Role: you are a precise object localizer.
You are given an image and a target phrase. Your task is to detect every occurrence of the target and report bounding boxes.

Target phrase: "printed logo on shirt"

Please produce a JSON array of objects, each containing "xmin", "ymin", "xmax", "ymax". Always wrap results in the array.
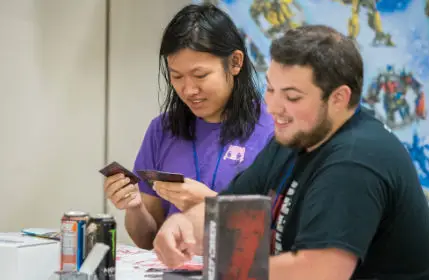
[
  {"xmin": 223, "ymin": 145, "xmax": 246, "ymax": 163},
  {"xmin": 273, "ymin": 180, "xmax": 299, "ymax": 255}
]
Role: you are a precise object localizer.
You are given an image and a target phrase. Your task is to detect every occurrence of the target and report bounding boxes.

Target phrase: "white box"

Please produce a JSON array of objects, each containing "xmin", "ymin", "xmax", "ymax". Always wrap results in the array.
[{"xmin": 0, "ymin": 232, "xmax": 60, "ymax": 280}]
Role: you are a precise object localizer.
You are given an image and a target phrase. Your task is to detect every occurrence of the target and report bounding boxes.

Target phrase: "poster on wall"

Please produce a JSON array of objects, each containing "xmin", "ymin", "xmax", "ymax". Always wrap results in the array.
[{"xmin": 194, "ymin": 0, "xmax": 429, "ymax": 200}]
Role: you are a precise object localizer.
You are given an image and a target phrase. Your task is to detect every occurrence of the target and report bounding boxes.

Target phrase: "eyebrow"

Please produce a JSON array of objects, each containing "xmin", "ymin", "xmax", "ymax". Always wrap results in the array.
[
  {"xmin": 169, "ymin": 67, "xmax": 207, "ymax": 74},
  {"xmin": 266, "ymin": 75, "xmax": 306, "ymax": 94}
]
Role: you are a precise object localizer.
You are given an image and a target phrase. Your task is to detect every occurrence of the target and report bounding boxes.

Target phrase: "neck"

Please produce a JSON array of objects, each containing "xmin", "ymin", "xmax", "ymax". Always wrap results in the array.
[
  {"xmin": 306, "ymin": 109, "xmax": 355, "ymax": 152},
  {"xmin": 202, "ymin": 112, "xmax": 222, "ymax": 123}
]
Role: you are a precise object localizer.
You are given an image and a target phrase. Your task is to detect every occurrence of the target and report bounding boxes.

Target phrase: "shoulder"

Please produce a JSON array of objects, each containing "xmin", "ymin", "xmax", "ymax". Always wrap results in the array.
[
  {"xmin": 136, "ymin": 113, "xmax": 176, "ymax": 154},
  {"xmin": 147, "ymin": 114, "xmax": 165, "ymax": 133},
  {"xmin": 310, "ymin": 110, "xmax": 417, "ymax": 190},
  {"xmin": 322, "ymin": 110, "xmax": 409, "ymax": 165},
  {"xmin": 144, "ymin": 113, "xmax": 173, "ymax": 140},
  {"xmin": 134, "ymin": 113, "xmax": 183, "ymax": 169}
]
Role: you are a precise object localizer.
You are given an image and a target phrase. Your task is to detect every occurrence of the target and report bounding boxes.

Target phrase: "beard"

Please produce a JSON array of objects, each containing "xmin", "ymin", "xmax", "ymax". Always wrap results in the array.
[{"xmin": 276, "ymin": 103, "xmax": 333, "ymax": 150}]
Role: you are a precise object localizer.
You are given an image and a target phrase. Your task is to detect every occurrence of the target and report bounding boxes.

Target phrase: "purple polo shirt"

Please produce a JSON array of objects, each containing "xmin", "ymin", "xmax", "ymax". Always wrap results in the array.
[{"xmin": 133, "ymin": 104, "xmax": 274, "ymax": 217}]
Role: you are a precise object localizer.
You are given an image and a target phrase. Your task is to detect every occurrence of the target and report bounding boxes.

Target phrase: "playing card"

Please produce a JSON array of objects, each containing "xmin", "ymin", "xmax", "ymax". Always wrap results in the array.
[
  {"xmin": 99, "ymin": 161, "xmax": 140, "ymax": 184},
  {"xmin": 136, "ymin": 170, "xmax": 185, "ymax": 184}
]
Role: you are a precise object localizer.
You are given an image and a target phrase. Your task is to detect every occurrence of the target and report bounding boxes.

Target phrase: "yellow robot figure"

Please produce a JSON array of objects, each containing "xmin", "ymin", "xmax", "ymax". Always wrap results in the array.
[
  {"xmin": 250, "ymin": 0, "xmax": 306, "ymax": 39},
  {"xmin": 339, "ymin": 0, "xmax": 394, "ymax": 47}
]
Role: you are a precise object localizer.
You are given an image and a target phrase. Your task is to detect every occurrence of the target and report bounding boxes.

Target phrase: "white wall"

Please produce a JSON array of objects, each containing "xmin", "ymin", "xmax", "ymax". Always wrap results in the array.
[
  {"xmin": 108, "ymin": 0, "xmax": 191, "ymax": 244},
  {"xmin": 0, "ymin": 0, "xmax": 106, "ymax": 231},
  {"xmin": 0, "ymin": 0, "xmax": 190, "ymax": 245}
]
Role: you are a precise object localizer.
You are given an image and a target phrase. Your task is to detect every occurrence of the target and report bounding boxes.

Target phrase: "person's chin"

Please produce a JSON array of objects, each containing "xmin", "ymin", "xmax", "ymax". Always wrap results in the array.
[
  {"xmin": 188, "ymin": 107, "xmax": 205, "ymax": 118},
  {"xmin": 274, "ymin": 134, "xmax": 292, "ymax": 146},
  {"xmin": 192, "ymin": 111, "xmax": 219, "ymax": 123},
  {"xmin": 192, "ymin": 110, "xmax": 208, "ymax": 119}
]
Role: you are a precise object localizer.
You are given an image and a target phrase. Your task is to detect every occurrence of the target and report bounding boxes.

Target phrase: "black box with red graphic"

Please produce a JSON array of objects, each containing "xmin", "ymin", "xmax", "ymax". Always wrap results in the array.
[{"xmin": 202, "ymin": 195, "xmax": 271, "ymax": 280}]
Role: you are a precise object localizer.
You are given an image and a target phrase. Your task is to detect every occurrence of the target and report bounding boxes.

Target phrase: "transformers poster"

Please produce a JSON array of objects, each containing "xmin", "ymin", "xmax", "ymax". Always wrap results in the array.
[{"xmin": 194, "ymin": 0, "xmax": 429, "ymax": 199}]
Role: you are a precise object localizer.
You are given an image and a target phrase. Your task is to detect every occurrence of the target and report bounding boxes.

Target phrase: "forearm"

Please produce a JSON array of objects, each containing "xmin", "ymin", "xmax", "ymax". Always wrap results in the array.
[
  {"xmin": 270, "ymin": 252, "xmax": 328, "ymax": 280},
  {"xmin": 270, "ymin": 253, "xmax": 301, "ymax": 280},
  {"xmin": 182, "ymin": 202, "xmax": 205, "ymax": 255},
  {"xmin": 125, "ymin": 204, "xmax": 158, "ymax": 250},
  {"xmin": 269, "ymin": 250, "xmax": 356, "ymax": 280}
]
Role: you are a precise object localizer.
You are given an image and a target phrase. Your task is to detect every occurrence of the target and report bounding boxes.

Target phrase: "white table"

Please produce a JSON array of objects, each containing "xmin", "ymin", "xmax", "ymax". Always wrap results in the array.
[{"xmin": 0, "ymin": 233, "xmax": 202, "ymax": 280}]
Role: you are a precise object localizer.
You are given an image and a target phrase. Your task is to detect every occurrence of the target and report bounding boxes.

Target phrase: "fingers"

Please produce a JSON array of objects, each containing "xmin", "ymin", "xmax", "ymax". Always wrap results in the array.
[
  {"xmin": 153, "ymin": 232, "xmax": 190, "ymax": 268},
  {"xmin": 153, "ymin": 182, "xmax": 178, "ymax": 200},
  {"xmin": 154, "ymin": 185, "xmax": 171, "ymax": 201},
  {"xmin": 179, "ymin": 222, "xmax": 196, "ymax": 251},
  {"xmin": 155, "ymin": 188, "xmax": 168, "ymax": 201},
  {"xmin": 183, "ymin": 177, "xmax": 197, "ymax": 184},
  {"xmin": 103, "ymin": 173, "xmax": 124, "ymax": 190},
  {"xmin": 105, "ymin": 176, "xmax": 131, "ymax": 198},
  {"xmin": 153, "ymin": 181, "xmax": 182, "ymax": 193},
  {"xmin": 153, "ymin": 248, "xmax": 167, "ymax": 267},
  {"xmin": 178, "ymin": 242, "xmax": 195, "ymax": 260},
  {"xmin": 154, "ymin": 188, "xmax": 186, "ymax": 210},
  {"xmin": 110, "ymin": 183, "xmax": 138, "ymax": 204},
  {"xmin": 116, "ymin": 192, "xmax": 138, "ymax": 210},
  {"xmin": 153, "ymin": 215, "xmax": 195, "ymax": 268}
]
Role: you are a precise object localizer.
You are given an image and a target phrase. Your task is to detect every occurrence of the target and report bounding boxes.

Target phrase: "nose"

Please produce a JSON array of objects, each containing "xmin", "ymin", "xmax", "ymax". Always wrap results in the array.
[
  {"xmin": 182, "ymin": 77, "xmax": 199, "ymax": 96},
  {"xmin": 265, "ymin": 91, "xmax": 285, "ymax": 116}
]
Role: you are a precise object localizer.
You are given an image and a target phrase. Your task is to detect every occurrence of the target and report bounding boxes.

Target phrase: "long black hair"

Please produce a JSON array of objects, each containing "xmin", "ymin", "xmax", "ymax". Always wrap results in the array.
[{"xmin": 158, "ymin": 4, "xmax": 262, "ymax": 145}]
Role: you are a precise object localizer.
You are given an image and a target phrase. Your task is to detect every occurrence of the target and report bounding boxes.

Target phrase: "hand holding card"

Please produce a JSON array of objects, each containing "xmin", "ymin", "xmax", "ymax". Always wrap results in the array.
[
  {"xmin": 99, "ymin": 161, "xmax": 140, "ymax": 184},
  {"xmin": 149, "ymin": 177, "xmax": 217, "ymax": 212},
  {"xmin": 100, "ymin": 161, "xmax": 142, "ymax": 210}
]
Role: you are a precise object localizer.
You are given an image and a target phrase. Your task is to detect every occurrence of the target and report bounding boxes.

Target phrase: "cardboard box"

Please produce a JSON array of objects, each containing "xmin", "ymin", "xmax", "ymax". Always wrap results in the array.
[
  {"xmin": 0, "ymin": 232, "xmax": 60, "ymax": 280},
  {"xmin": 203, "ymin": 195, "xmax": 271, "ymax": 280}
]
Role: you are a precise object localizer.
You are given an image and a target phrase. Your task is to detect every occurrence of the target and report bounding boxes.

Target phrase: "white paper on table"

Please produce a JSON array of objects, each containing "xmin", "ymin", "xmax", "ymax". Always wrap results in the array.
[{"xmin": 116, "ymin": 244, "xmax": 203, "ymax": 279}]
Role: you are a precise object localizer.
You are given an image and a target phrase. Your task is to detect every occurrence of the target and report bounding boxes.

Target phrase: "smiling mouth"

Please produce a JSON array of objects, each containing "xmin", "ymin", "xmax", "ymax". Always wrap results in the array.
[
  {"xmin": 274, "ymin": 118, "xmax": 292, "ymax": 126},
  {"xmin": 188, "ymin": 98, "xmax": 207, "ymax": 106}
]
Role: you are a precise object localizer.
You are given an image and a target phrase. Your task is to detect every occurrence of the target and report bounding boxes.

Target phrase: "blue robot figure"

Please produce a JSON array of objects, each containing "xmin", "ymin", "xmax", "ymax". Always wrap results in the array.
[{"xmin": 403, "ymin": 132, "xmax": 429, "ymax": 185}]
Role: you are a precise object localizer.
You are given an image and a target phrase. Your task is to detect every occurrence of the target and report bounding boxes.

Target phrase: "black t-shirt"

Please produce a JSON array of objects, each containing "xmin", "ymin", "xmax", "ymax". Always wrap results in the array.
[{"xmin": 220, "ymin": 109, "xmax": 429, "ymax": 279}]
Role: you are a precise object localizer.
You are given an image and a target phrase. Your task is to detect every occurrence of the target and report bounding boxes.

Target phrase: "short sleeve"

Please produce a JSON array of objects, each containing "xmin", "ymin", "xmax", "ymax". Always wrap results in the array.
[
  {"xmin": 293, "ymin": 163, "xmax": 388, "ymax": 261},
  {"xmin": 133, "ymin": 118, "xmax": 162, "ymax": 197}
]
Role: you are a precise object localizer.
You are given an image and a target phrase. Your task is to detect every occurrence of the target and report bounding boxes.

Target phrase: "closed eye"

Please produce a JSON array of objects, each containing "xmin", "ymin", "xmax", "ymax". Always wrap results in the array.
[
  {"xmin": 195, "ymin": 73, "xmax": 208, "ymax": 79},
  {"xmin": 287, "ymin": 96, "xmax": 302, "ymax": 102}
]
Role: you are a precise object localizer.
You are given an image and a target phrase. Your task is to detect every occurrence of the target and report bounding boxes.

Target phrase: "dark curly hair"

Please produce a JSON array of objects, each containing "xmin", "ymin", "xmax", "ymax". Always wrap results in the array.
[{"xmin": 270, "ymin": 25, "xmax": 363, "ymax": 108}]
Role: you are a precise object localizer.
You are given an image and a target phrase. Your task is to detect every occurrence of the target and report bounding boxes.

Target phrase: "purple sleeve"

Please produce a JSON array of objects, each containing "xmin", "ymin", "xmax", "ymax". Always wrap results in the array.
[
  {"xmin": 133, "ymin": 118, "xmax": 161, "ymax": 197},
  {"xmin": 265, "ymin": 131, "xmax": 275, "ymax": 146}
]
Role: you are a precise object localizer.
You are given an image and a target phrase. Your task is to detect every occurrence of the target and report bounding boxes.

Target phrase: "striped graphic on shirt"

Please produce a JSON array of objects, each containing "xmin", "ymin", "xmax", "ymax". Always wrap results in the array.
[
  {"xmin": 272, "ymin": 180, "xmax": 300, "ymax": 255},
  {"xmin": 270, "ymin": 192, "xmax": 284, "ymax": 254}
]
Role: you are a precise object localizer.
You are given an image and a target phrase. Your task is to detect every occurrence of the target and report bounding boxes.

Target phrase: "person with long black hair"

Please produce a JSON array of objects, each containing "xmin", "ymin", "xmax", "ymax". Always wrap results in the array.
[{"xmin": 104, "ymin": 3, "xmax": 274, "ymax": 249}]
